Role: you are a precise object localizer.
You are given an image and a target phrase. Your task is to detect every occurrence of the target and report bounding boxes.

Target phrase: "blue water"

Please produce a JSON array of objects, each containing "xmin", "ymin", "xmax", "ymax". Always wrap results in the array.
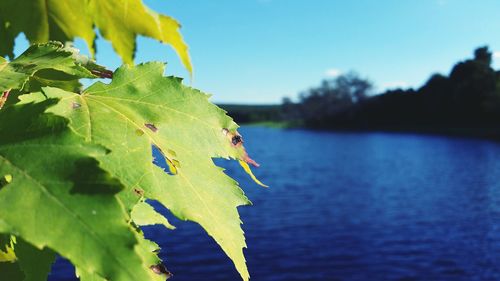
[{"xmin": 50, "ymin": 127, "xmax": 500, "ymax": 280}]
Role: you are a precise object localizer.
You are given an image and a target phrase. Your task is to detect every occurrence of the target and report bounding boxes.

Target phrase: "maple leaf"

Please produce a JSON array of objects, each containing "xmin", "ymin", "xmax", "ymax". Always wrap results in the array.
[
  {"xmin": 0, "ymin": 99, "xmax": 162, "ymax": 281},
  {"xmin": 0, "ymin": 0, "xmax": 192, "ymax": 74},
  {"xmin": 23, "ymin": 62, "xmax": 264, "ymax": 280},
  {"xmin": 0, "ymin": 42, "xmax": 106, "ymax": 94},
  {"xmin": 0, "ymin": 235, "xmax": 56, "ymax": 281}
]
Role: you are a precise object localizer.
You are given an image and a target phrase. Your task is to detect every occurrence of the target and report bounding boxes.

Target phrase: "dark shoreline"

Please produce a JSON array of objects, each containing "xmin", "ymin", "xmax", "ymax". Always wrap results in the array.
[{"xmin": 241, "ymin": 122, "xmax": 500, "ymax": 142}]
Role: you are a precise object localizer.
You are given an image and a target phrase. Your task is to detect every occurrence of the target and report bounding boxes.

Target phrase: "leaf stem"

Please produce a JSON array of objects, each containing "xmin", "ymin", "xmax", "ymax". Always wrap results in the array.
[
  {"xmin": 90, "ymin": 69, "xmax": 114, "ymax": 79},
  {"xmin": 0, "ymin": 89, "xmax": 11, "ymax": 110}
]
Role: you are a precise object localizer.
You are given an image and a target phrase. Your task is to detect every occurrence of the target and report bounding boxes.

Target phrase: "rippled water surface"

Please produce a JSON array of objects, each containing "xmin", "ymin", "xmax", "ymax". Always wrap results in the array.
[{"xmin": 50, "ymin": 127, "xmax": 500, "ymax": 280}]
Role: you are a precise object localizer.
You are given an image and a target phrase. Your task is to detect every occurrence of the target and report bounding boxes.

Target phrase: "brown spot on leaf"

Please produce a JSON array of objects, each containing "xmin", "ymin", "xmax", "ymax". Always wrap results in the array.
[
  {"xmin": 223, "ymin": 129, "xmax": 244, "ymax": 147},
  {"xmin": 231, "ymin": 135, "xmax": 242, "ymax": 145},
  {"xmin": 133, "ymin": 188, "xmax": 144, "ymax": 196},
  {"xmin": 150, "ymin": 264, "xmax": 173, "ymax": 279},
  {"xmin": 72, "ymin": 102, "xmax": 81, "ymax": 109},
  {"xmin": 223, "ymin": 128, "xmax": 260, "ymax": 167},
  {"xmin": 145, "ymin": 123, "xmax": 158, "ymax": 132},
  {"xmin": 90, "ymin": 69, "xmax": 114, "ymax": 79}
]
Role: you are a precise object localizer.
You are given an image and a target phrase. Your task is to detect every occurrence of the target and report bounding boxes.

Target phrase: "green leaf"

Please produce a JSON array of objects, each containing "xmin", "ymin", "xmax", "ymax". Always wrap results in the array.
[
  {"xmin": 13, "ymin": 238, "xmax": 56, "ymax": 281},
  {"xmin": 0, "ymin": 235, "xmax": 54, "ymax": 281},
  {"xmin": 0, "ymin": 20, "xmax": 16, "ymax": 59},
  {"xmin": 88, "ymin": 0, "xmax": 192, "ymax": 73},
  {"xmin": 0, "ymin": 42, "xmax": 101, "ymax": 93},
  {"xmin": 0, "ymin": 0, "xmax": 192, "ymax": 74},
  {"xmin": 0, "ymin": 0, "xmax": 49, "ymax": 57},
  {"xmin": 0, "ymin": 234, "xmax": 16, "ymax": 262},
  {"xmin": 76, "ymin": 227, "xmax": 168, "ymax": 281},
  {"xmin": 0, "ymin": 100, "xmax": 159, "ymax": 281},
  {"xmin": 29, "ymin": 63, "xmax": 259, "ymax": 280},
  {"xmin": 0, "ymin": 0, "xmax": 94, "ymax": 58},
  {"xmin": 0, "ymin": 261, "xmax": 24, "ymax": 281}
]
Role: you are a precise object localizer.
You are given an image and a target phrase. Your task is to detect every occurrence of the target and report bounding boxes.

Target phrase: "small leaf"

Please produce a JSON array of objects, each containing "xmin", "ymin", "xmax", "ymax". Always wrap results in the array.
[
  {"xmin": 131, "ymin": 201, "xmax": 175, "ymax": 230},
  {"xmin": 239, "ymin": 160, "xmax": 268, "ymax": 188},
  {"xmin": 0, "ymin": 235, "xmax": 16, "ymax": 262},
  {"xmin": 0, "ymin": 42, "xmax": 105, "ymax": 93}
]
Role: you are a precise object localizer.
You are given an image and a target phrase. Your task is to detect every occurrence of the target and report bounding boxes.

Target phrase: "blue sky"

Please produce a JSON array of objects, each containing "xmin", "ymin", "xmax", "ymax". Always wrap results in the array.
[{"xmin": 14, "ymin": 0, "xmax": 500, "ymax": 104}]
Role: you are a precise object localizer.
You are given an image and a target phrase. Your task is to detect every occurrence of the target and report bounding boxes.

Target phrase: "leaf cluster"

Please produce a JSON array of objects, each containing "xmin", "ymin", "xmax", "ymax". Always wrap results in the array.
[
  {"xmin": 0, "ymin": 0, "xmax": 192, "ymax": 74},
  {"xmin": 0, "ymin": 2, "xmax": 264, "ymax": 281}
]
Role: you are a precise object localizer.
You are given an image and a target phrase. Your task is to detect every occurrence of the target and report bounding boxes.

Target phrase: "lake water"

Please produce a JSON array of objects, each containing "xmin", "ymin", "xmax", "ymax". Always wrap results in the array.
[{"xmin": 50, "ymin": 127, "xmax": 500, "ymax": 281}]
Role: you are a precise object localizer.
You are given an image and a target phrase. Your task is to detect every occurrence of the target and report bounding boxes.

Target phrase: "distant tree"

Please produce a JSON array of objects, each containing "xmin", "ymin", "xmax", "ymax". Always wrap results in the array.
[
  {"xmin": 449, "ymin": 46, "xmax": 497, "ymax": 123},
  {"xmin": 418, "ymin": 73, "xmax": 453, "ymax": 124},
  {"xmin": 281, "ymin": 97, "xmax": 299, "ymax": 121},
  {"xmin": 284, "ymin": 46, "xmax": 500, "ymax": 133},
  {"xmin": 335, "ymin": 72, "xmax": 373, "ymax": 102},
  {"xmin": 420, "ymin": 73, "xmax": 450, "ymax": 96},
  {"xmin": 292, "ymin": 72, "xmax": 373, "ymax": 127},
  {"xmin": 474, "ymin": 46, "xmax": 492, "ymax": 65}
]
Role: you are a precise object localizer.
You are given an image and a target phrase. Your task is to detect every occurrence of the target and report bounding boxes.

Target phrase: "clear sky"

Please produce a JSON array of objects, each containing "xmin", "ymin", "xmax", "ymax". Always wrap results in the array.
[{"xmin": 14, "ymin": 0, "xmax": 500, "ymax": 104}]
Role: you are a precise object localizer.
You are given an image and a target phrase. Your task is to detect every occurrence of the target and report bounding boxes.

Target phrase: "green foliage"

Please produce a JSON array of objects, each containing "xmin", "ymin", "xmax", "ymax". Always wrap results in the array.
[
  {"xmin": 0, "ymin": 261, "xmax": 24, "ymax": 281},
  {"xmin": 0, "ymin": 100, "xmax": 161, "ymax": 281},
  {"xmin": 22, "ymin": 62, "xmax": 253, "ymax": 280},
  {"xmin": 9, "ymin": 237, "xmax": 56, "ymax": 281},
  {"xmin": 285, "ymin": 72, "xmax": 373, "ymax": 128},
  {"xmin": 0, "ymin": 30, "xmax": 261, "ymax": 281},
  {"xmin": 220, "ymin": 104, "xmax": 284, "ymax": 124},
  {"xmin": 0, "ymin": 0, "xmax": 192, "ymax": 74},
  {"xmin": 284, "ymin": 46, "xmax": 500, "ymax": 132},
  {"xmin": 0, "ymin": 2, "xmax": 262, "ymax": 279},
  {"xmin": 0, "ymin": 42, "xmax": 102, "ymax": 93}
]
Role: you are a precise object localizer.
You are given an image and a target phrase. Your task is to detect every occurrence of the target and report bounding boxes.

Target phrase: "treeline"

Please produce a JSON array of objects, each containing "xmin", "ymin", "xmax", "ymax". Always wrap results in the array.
[
  {"xmin": 218, "ymin": 104, "xmax": 282, "ymax": 124},
  {"xmin": 281, "ymin": 46, "xmax": 500, "ymax": 137}
]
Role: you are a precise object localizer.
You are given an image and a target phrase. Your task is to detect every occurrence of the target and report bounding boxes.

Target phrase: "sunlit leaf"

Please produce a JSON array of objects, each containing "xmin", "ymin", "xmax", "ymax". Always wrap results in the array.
[
  {"xmin": 0, "ymin": 0, "xmax": 192, "ymax": 74},
  {"xmin": 0, "ymin": 235, "xmax": 16, "ymax": 262},
  {"xmin": 25, "ymin": 63, "xmax": 262, "ymax": 280},
  {"xmin": 0, "ymin": 42, "xmax": 104, "ymax": 93},
  {"xmin": 0, "ymin": 100, "xmax": 159, "ymax": 281},
  {"xmin": 131, "ymin": 201, "xmax": 175, "ymax": 230}
]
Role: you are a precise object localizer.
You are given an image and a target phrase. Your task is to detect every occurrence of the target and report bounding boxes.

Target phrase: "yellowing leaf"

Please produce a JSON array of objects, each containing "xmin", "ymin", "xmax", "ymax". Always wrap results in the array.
[
  {"xmin": 0, "ymin": 0, "xmax": 192, "ymax": 74},
  {"xmin": 239, "ymin": 160, "xmax": 269, "ymax": 188},
  {"xmin": 0, "ymin": 236, "xmax": 16, "ymax": 262},
  {"xmin": 0, "ymin": 246, "xmax": 15, "ymax": 262},
  {"xmin": 88, "ymin": 0, "xmax": 192, "ymax": 74}
]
